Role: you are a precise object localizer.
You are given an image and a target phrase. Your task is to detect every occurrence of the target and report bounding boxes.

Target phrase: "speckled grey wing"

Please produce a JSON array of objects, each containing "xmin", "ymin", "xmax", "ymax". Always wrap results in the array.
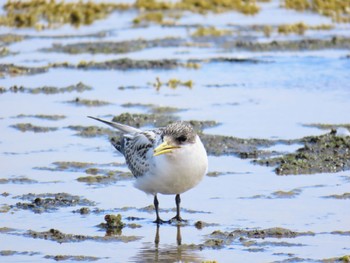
[{"xmin": 111, "ymin": 130, "xmax": 162, "ymax": 178}]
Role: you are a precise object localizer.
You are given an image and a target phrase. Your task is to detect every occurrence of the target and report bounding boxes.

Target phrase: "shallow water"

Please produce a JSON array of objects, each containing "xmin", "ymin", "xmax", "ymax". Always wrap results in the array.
[{"xmin": 1, "ymin": 1, "xmax": 350, "ymax": 262}]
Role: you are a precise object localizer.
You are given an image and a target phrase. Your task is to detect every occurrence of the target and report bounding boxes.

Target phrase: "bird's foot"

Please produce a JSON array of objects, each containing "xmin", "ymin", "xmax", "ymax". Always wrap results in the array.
[
  {"xmin": 170, "ymin": 215, "xmax": 187, "ymax": 223},
  {"xmin": 153, "ymin": 217, "xmax": 170, "ymax": 225}
]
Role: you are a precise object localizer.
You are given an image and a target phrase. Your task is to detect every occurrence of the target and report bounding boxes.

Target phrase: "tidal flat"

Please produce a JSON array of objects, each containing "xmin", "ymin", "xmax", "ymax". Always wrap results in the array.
[{"xmin": 0, "ymin": 0, "xmax": 350, "ymax": 262}]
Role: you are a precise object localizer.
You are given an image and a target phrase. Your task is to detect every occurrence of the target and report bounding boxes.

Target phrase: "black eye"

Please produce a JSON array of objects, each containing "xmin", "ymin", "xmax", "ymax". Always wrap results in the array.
[{"xmin": 176, "ymin": 135, "xmax": 187, "ymax": 143}]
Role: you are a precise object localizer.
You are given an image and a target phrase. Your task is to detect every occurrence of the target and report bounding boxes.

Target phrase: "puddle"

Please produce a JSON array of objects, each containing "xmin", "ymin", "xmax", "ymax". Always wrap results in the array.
[{"xmin": 1, "ymin": 0, "xmax": 350, "ymax": 262}]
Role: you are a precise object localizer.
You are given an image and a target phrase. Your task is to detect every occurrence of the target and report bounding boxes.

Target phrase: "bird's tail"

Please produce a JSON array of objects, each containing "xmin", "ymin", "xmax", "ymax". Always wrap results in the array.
[{"xmin": 88, "ymin": 116, "xmax": 141, "ymax": 134}]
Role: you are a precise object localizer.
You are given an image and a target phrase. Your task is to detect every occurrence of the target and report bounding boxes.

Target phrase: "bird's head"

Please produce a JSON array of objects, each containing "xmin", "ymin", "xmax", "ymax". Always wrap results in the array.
[{"xmin": 153, "ymin": 122, "xmax": 196, "ymax": 156}]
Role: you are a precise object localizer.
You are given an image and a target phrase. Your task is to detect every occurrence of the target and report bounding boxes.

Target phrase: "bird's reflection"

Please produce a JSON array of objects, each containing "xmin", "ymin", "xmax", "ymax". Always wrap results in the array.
[
  {"xmin": 154, "ymin": 224, "xmax": 182, "ymax": 245},
  {"xmin": 132, "ymin": 224, "xmax": 203, "ymax": 263}
]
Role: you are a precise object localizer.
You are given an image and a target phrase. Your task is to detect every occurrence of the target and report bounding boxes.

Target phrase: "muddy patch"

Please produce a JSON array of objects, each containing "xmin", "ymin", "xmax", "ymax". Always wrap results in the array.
[
  {"xmin": 10, "ymin": 123, "xmax": 58, "ymax": 133},
  {"xmin": 97, "ymin": 214, "xmax": 126, "ymax": 235},
  {"xmin": 90, "ymin": 112, "xmax": 217, "ymax": 132},
  {"xmin": 14, "ymin": 114, "xmax": 66, "ymax": 121},
  {"xmin": 0, "ymin": 1, "xmax": 130, "ymax": 29},
  {"xmin": 13, "ymin": 193, "xmax": 95, "ymax": 213},
  {"xmin": 67, "ymin": 97, "xmax": 111, "ymax": 107},
  {"xmin": 324, "ymin": 193, "xmax": 350, "ymax": 199},
  {"xmin": 0, "ymin": 250, "xmax": 40, "ymax": 256},
  {"xmin": 0, "ymin": 176, "xmax": 37, "ymax": 184},
  {"xmin": 3, "ymin": 82, "xmax": 92, "ymax": 94},
  {"xmin": 254, "ymin": 130, "xmax": 350, "ymax": 175},
  {"xmin": 44, "ymin": 38, "xmax": 184, "ymax": 54},
  {"xmin": 44, "ymin": 255, "xmax": 102, "ymax": 261},
  {"xmin": 36, "ymin": 161, "xmax": 96, "ymax": 172},
  {"xmin": 241, "ymin": 188, "xmax": 302, "ymax": 199},
  {"xmin": 0, "ymin": 64, "xmax": 47, "ymax": 77},
  {"xmin": 222, "ymin": 37, "xmax": 350, "ymax": 51},
  {"xmin": 55, "ymin": 58, "xmax": 181, "ymax": 70},
  {"xmin": 200, "ymin": 227, "xmax": 314, "ymax": 249},
  {"xmin": 66, "ymin": 125, "xmax": 115, "ymax": 138},
  {"xmin": 24, "ymin": 228, "xmax": 140, "ymax": 243},
  {"xmin": 201, "ymin": 133, "xmax": 275, "ymax": 157},
  {"xmin": 77, "ymin": 169, "xmax": 132, "ymax": 185}
]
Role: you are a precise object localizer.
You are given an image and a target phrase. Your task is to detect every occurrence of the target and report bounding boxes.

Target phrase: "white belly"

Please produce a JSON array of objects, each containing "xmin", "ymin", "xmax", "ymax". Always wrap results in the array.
[{"xmin": 134, "ymin": 136, "xmax": 208, "ymax": 195}]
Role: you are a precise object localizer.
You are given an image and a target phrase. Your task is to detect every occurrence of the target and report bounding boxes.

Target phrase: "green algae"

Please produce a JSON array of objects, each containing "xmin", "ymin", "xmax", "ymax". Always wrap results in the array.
[
  {"xmin": 44, "ymin": 38, "xmax": 184, "ymax": 54},
  {"xmin": 201, "ymin": 133, "xmax": 274, "ymax": 157},
  {"xmin": 0, "ymin": 63, "xmax": 47, "ymax": 77},
  {"xmin": 78, "ymin": 58, "xmax": 180, "ymax": 70},
  {"xmin": 50, "ymin": 161, "xmax": 94, "ymax": 171},
  {"xmin": 27, "ymin": 82, "xmax": 92, "ymax": 94},
  {"xmin": 0, "ymin": 34, "xmax": 25, "ymax": 44},
  {"xmin": 14, "ymin": 193, "xmax": 95, "ymax": 213},
  {"xmin": 112, "ymin": 112, "xmax": 178, "ymax": 129},
  {"xmin": 0, "ymin": 250, "xmax": 40, "ymax": 256},
  {"xmin": 15, "ymin": 114, "xmax": 66, "ymax": 120},
  {"xmin": 10, "ymin": 123, "xmax": 58, "ymax": 133},
  {"xmin": 229, "ymin": 227, "xmax": 314, "ymax": 238},
  {"xmin": 51, "ymin": 58, "xmax": 181, "ymax": 70},
  {"xmin": 255, "ymin": 130, "xmax": 350, "ymax": 175},
  {"xmin": 134, "ymin": 0, "xmax": 260, "ymax": 15},
  {"xmin": 0, "ymin": 0, "xmax": 348, "ymax": 33},
  {"xmin": 111, "ymin": 112, "xmax": 217, "ymax": 132},
  {"xmin": 121, "ymin": 103, "xmax": 182, "ymax": 115},
  {"xmin": 67, "ymin": 97, "xmax": 111, "ymax": 107},
  {"xmin": 25, "ymin": 228, "xmax": 140, "ymax": 243},
  {"xmin": 0, "ymin": 205, "xmax": 11, "ymax": 213},
  {"xmin": 133, "ymin": 12, "xmax": 165, "ymax": 25},
  {"xmin": 0, "ymin": 227, "xmax": 15, "ymax": 233},
  {"xmin": 0, "ymin": 176, "xmax": 37, "ymax": 184},
  {"xmin": 153, "ymin": 77, "xmax": 193, "ymax": 90},
  {"xmin": 98, "ymin": 214, "xmax": 125, "ymax": 235},
  {"xmin": 44, "ymin": 255, "xmax": 101, "ymax": 261},
  {"xmin": 277, "ymin": 22, "xmax": 333, "ymax": 35},
  {"xmin": 0, "ymin": 47, "xmax": 11, "ymax": 57},
  {"xmin": 331, "ymin": 231, "xmax": 350, "ymax": 236},
  {"xmin": 283, "ymin": 0, "xmax": 350, "ymax": 23},
  {"xmin": 304, "ymin": 123, "xmax": 350, "ymax": 131},
  {"xmin": 324, "ymin": 193, "xmax": 350, "ymax": 199},
  {"xmin": 77, "ymin": 170, "xmax": 132, "ymax": 184},
  {"xmin": 0, "ymin": 0, "xmax": 130, "ymax": 29},
  {"xmin": 175, "ymin": 0, "xmax": 260, "ymax": 15},
  {"xmin": 67, "ymin": 125, "xmax": 115, "ymax": 138},
  {"xmin": 222, "ymin": 37, "xmax": 350, "ymax": 51},
  {"xmin": 323, "ymin": 255, "xmax": 350, "ymax": 263},
  {"xmin": 243, "ymin": 188, "xmax": 303, "ymax": 199},
  {"xmin": 194, "ymin": 220, "xmax": 218, "ymax": 229},
  {"xmin": 202, "ymin": 227, "xmax": 315, "ymax": 249},
  {"xmin": 272, "ymin": 189, "xmax": 302, "ymax": 198},
  {"xmin": 191, "ymin": 26, "xmax": 232, "ymax": 37}
]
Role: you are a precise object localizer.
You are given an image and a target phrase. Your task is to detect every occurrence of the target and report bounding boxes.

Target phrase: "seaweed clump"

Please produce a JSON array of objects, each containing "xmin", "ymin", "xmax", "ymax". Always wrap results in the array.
[
  {"xmin": 10, "ymin": 123, "xmax": 58, "ymax": 133},
  {"xmin": 283, "ymin": 0, "xmax": 350, "ymax": 23},
  {"xmin": 277, "ymin": 22, "xmax": 333, "ymax": 35},
  {"xmin": 98, "ymin": 214, "xmax": 125, "ymax": 235},
  {"xmin": 255, "ymin": 130, "xmax": 350, "ymax": 175},
  {"xmin": 6, "ymin": 82, "xmax": 92, "ymax": 94},
  {"xmin": 0, "ymin": 0, "xmax": 130, "ymax": 29},
  {"xmin": 14, "ymin": 193, "xmax": 95, "ymax": 213},
  {"xmin": 26, "ymin": 227, "xmax": 140, "ymax": 243},
  {"xmin": 191, "ymin": 26, "xmax": 232, "ymax": 37},
  {"xmin": 201, "ymin": 227, "xmax": 314, "ymax": 249}
]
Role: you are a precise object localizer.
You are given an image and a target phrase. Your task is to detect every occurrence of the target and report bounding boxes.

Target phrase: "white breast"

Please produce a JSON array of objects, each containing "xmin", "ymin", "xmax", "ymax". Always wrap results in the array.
[{"xmin": 134, "ymin": 135, "xmax": 208, "ymax": 195}]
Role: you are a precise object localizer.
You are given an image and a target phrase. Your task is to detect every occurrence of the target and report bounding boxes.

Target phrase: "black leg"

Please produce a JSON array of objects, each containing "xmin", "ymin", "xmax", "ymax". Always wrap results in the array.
[
  {"xmin": 153, "ymin": 194, "xmax": 167, "ymax": 224},
  {"xmin": 175, "ymin": 194, "xmax": 181, "ymax": 220},
  {"xmin": 171, "ymin": 194, "xmax": 186, "ymax": 222}
]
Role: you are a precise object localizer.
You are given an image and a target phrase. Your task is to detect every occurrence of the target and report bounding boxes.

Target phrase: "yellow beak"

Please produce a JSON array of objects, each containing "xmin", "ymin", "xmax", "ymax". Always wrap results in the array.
[{"xmin": 153, "ymin": 141, "xmax": 180, "ymax": 156}]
